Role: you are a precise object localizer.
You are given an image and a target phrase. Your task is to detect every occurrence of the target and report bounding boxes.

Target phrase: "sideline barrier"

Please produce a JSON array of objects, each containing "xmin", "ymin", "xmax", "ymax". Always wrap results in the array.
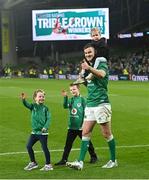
[
  {"xmin": 39, "ymin": 74, "xmax": 149, "ymax": 81},
  {"xmin": 38, "ymin": 74, "xmax": 149, "ymax": 82},
  {"xmin": 38, "ymin": 74, "xmax": 78, "ymax": 80},
  {"xmin": 109, "ymin": 75, "xmax": 149, "ymax": 81}
]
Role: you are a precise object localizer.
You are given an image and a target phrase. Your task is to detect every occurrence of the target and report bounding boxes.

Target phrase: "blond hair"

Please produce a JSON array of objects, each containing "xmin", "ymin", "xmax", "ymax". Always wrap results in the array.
[
  {"xmin": 33, "ymin": 89, "xmax": 45, "ymax": 100},
  {"xmin": 91, "ymin": 27, "xmax": 101, "ymax": 35}
]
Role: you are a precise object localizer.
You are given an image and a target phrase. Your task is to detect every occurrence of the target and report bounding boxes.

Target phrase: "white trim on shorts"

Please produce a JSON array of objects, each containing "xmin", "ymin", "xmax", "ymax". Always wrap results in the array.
[{"xmin": 84, "ymin": 103, "xmax": 112, "ymax": 124}]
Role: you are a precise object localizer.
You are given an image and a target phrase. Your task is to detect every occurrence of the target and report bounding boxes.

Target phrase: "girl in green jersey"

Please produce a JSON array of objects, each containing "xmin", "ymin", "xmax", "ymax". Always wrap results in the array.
[{"xmin": 21, "ymin": 89, "xmax": 53, "ymax": 171}]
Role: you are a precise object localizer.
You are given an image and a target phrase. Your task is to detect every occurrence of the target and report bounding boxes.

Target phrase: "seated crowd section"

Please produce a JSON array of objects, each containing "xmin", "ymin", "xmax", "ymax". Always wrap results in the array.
[{"xmin": 0, "ymin": 46, "xmax": 149, "ymax": 80}]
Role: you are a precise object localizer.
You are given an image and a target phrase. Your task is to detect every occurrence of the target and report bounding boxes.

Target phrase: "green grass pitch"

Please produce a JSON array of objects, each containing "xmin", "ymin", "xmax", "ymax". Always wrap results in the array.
[{"xmin": 0, "ymin": 78, "xmax": 149, "ymax": 179}]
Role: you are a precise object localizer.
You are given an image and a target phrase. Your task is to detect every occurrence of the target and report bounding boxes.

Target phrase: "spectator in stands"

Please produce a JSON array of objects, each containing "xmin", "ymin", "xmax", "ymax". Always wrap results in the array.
[{"xmin": 43, "ymin": 68, "xmax": 48, "ymax": 75}]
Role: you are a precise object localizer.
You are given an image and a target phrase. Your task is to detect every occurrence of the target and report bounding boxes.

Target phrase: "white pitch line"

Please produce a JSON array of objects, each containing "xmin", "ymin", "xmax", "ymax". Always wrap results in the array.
[{"xmin": 0, "ymin": 144, "xmax": 149, "ymax": 156}]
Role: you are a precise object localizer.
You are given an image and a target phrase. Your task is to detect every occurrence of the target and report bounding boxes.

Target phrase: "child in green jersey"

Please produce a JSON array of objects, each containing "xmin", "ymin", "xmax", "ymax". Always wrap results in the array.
[
  {"xmin": 66, "ymin": 44, "xmax": 117, "ymax": 170},
  {"xmin": 55, "ymin": 83, "xmax": 98, "ymax": 166},
  {"xmin": 20, "ymin": 89, "xmax": 53, "ymax": 171}
]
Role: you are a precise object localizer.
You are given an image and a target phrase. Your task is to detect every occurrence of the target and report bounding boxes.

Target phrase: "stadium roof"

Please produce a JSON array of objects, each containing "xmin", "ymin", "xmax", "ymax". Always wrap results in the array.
[
  {"xmin": 0, "ymin": 0, "xmax": 148, "ymax": 57},
  {"xmin": 0, "ymin": 0, "xmax": 25, "ymax": 9},
  {"xmin": 0, "ymin": 0, "xmax": 149, "ymax": 35}
]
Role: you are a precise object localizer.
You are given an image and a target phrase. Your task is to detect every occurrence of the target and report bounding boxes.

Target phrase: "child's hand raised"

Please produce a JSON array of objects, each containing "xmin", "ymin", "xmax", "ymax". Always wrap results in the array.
[
  {"xmin": 20, "ymin": 92, "xmax": 26, "ymax": 99},
  {"xmin": 61, "ymin": 90, "xmax": 67, "ymax": 97}
]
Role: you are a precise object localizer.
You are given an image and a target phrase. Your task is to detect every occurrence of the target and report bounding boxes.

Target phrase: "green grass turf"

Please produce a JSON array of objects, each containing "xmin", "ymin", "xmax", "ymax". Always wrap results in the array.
[{"xmin": 0, "ymin": 78, "xmax": 149, "ymax": 179}]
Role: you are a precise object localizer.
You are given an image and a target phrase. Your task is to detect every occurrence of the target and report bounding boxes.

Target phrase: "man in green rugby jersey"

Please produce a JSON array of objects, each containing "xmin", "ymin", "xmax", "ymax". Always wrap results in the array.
[
  {"xmin": 66, "ymin": 43, "xmax": 117, "ymax": 170},
  {"xmin": 55, "ymin": 83, "xmax": 98, "ymax": 166}
]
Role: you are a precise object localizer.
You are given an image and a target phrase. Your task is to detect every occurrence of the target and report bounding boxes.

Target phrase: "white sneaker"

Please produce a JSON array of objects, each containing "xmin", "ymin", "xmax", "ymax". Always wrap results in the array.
[
  {"xmin": 102, "ymin": 160, "xmax": 118, "ymax": 169},
  {"xmin": 85, "ymin": 73, "xmax": 93, "ymax": 80},
  {"xmin": 66, "ymin": 160, "xmax": 83, "ymax": 170},
  {"xmin": 73, "ymin": 78, "xmax": 85, "ymax": 85},
  {"xmin": 40, "ymin": 164, "xmax": 53, "ymax": 171},
  {"xmin": 24, "ymin": 162, "xmax": 38, "ymax": 170}
]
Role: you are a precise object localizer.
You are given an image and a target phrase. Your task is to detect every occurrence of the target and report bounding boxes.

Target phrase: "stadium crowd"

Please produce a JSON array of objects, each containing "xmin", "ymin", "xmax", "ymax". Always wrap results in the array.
[
  {"xmin": 109, "ymin": 48, "xmax": 149, "ymax": 76},
  {"xmin": 0, "ymin": 47, "xmax": 149, "ymax": 78}
]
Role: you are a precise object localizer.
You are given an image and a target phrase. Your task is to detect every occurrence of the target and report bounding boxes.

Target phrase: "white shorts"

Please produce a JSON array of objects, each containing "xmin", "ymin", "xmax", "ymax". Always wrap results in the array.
[{"xmin": 84, "ymin": 104, "xmax": 112, "ymax": 124}]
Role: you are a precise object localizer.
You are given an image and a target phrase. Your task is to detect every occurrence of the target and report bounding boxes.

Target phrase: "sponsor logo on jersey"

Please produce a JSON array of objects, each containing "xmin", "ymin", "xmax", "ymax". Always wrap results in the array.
[{"xmin": 71, "ymin": 108, "xmax": 77, "ymax": 115}]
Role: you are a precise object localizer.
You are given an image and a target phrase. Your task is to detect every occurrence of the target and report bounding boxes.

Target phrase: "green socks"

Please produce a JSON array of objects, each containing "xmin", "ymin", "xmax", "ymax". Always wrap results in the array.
[
  {"xmin": 78, "ymin": 135, "xmax": 116, "ymax": 162},
  {"xmin": 108, "ymin": 137, "xmax": 116, "ymax": 161},
  {"xmin": 78, "ymin": 137, "xmax": 90, "ymax": 161}
]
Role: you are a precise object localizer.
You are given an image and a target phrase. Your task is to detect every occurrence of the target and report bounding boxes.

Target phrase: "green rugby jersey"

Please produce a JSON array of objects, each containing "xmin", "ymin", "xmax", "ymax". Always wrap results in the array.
[
  {"xmin": 63, "ymin": 95, "xmax": 86, "ymax": 130},
  {"xmin": 86, "ymin": 59, "xmax": 110, "ymax": 107},
  {"xmin": 22, "ymin": 99, "xmax": 51, "ymax": 135}
]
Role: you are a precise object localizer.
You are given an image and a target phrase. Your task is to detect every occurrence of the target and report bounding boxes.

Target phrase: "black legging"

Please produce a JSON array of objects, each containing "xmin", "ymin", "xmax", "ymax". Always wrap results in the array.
[
  {"xmin": 26, "ymin": 134, "xmax": 51, "ymax": 164},
  {"xmin": 61, "ymin": 129, "xmax": 97, "ymax": 161}
]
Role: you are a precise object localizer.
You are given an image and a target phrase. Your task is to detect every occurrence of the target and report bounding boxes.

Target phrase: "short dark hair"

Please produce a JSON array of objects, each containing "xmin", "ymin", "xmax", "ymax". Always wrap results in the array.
[
  {"xmin": 69, "ymin": 83, "xmax": 80, "ymax": 89},
  {"xmin": 83, "ymin": 43, "xmax": 95, "ymax": 50}
]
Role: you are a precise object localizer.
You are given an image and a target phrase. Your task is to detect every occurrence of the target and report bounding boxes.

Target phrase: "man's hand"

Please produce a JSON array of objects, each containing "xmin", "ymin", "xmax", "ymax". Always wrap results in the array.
[{"xmin": 81, "ymin": 61, "xmax": 90, "ymax": 70}]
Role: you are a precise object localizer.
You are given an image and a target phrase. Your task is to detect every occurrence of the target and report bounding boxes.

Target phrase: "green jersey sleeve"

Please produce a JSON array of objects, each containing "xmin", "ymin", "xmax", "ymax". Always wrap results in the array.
[
  {"xmin": 63, "ymin": 96, "xmax": 69, "ymax": 109},
  {"xmin": 22, "ymin": 99, "xmax": 33, "ymax": 110},
  {"xmin": 99, "ymin": 62, "xmax": 108, "ymax": 74}
]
